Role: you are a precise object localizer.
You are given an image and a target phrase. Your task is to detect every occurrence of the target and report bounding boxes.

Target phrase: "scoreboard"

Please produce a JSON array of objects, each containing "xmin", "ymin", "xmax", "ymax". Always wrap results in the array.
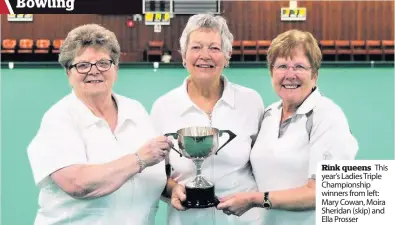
[
  {"xmin": 143, "ymin": 0, "xmax": 172, "ymax": 25},
  {"xmin": 142, "ymin": 0, "xmax": 221, "ymax": 26},
  {"xmin": 143, "ymin": 0, "xmax": 220, "ymax": 15}
]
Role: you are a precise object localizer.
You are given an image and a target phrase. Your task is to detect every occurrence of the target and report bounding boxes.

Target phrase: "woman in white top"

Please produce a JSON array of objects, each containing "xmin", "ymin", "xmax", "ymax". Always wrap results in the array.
[
  {"xmin": 217, "ymin": 30, "xmax": 359, "ymax": 225},
  {"xmin": 27, "ymin": 24, "xmax": 172, "ymax": 225},
  {"xmin": 151, "ymin": 14, "xmax": 265, "ymax": 225}
]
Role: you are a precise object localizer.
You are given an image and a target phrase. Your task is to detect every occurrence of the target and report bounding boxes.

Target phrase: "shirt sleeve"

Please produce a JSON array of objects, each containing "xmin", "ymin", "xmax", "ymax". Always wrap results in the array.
[
  {"xmin": 308, "ymin": 109, "xmax": 359, "ymax": 178},
  {"xmin": 27, "ymin": 111, "xmax": 87, "ymax": 187}
]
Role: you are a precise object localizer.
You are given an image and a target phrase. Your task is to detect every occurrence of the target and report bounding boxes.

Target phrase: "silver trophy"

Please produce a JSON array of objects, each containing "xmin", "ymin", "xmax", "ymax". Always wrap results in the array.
[{"xmin": 165, "ymin": 127, "xmax": 236, "ymax": 208}]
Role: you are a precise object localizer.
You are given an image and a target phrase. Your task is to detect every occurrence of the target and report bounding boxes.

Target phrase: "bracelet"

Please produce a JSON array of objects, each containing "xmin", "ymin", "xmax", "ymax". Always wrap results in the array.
[{"xmin": 135, "ymin": 153, "xmax": 146, "ymax": 173}]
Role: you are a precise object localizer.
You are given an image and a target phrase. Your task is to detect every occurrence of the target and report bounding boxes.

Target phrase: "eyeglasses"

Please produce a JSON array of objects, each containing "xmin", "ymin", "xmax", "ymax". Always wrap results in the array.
[
  {"xmin": 272, "ymin": 63, "xmax": 311, "ymax": 73},
  {"xmin": 69, "ymin": 59, "xmax": 114, "ymax": 74}
]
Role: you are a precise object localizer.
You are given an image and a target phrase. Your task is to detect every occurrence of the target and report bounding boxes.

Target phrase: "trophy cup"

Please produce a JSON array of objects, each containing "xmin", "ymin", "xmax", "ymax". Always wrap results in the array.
[{"xmin": 165, "ymin": 127, "xmax": 236, "ymax": 208}]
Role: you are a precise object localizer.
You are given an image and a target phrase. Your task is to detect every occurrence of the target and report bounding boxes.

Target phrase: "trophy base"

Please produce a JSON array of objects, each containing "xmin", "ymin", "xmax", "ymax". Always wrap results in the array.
[{"xmin": 182, "ymin": 185, "xmax": 219, "ymax": 208}]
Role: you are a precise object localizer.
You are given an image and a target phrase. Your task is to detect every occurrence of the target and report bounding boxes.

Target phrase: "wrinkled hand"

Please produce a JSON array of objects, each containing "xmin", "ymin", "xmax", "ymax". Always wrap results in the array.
[
  {"xmin": 171, "ymin": 184, "xmax": 188, "ymax": 211},
  {"xmin": 136, "ymin": 136, "xmax": 173, "ymax": 167},
  {"xmin": 217, "ymin": 192, "xmax": 258, "ymax": 217}
]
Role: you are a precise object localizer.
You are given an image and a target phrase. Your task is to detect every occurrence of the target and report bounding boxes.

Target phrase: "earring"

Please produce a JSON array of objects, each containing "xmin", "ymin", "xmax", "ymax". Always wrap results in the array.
[
  {"xmin": 224, "ymin": 60, "xmax": 229, "ymax": 68},
  {"xmin": 182, "ymin": 62, "xmax": 186, "ymax": 67}
]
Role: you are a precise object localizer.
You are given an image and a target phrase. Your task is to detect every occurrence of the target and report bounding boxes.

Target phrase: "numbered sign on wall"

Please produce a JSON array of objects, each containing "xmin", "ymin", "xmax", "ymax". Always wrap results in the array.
[
  {"xmin": 280, "ymin": 8, "xmax": 306, "ymax": 21},
  {"xmin": 154, "ymin": 24, "xmax": 162, "ymax": 33},
  {"xmin": 7, "ymin": 14, "xmax": 34, "ymax": 22}
]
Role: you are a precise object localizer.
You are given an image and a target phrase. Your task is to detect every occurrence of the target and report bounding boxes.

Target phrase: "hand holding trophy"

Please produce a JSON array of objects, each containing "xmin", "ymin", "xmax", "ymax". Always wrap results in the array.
[{"xmin": 165, "ymin": 127, "xmax": 236, "ymax": 208}]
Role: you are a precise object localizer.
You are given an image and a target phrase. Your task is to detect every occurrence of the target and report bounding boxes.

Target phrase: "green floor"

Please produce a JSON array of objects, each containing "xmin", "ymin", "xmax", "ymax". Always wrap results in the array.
[{"xmin": 1, "ymin": 66, "xmax": 394, "ymax": 225}]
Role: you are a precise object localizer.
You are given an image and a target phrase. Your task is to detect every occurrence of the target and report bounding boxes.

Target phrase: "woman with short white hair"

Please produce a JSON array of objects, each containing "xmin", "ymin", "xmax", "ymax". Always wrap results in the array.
[{"xmin": 151, "ymin": 14, "xmax": 265, "ymax": 225}]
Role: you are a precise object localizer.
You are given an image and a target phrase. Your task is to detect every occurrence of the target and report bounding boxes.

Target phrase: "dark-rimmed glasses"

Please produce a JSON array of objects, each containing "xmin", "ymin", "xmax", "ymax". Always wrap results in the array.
[{"xmin": 69, "ymin": 59, "xmax": 114, "ymax": 74}]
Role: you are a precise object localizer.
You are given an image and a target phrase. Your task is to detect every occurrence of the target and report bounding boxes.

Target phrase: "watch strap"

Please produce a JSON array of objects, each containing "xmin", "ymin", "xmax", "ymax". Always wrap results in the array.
[{"xmin": 263, "ymin": 192, "xmax": 272, "ymax": 209}]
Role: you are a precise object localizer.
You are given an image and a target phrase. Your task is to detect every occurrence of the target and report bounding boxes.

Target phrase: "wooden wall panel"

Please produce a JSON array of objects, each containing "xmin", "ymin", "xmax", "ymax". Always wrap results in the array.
[
  {"xmin": 1, "ymin": 1, "xmax": 393, "ymax": 61},
  {"xmin": 1, "ymin": 14, "xmax": 102, "ymax": 40}
]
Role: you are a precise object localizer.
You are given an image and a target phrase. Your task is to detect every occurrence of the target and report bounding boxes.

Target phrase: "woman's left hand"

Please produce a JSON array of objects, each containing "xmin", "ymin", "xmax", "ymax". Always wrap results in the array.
[{"xmin": 217, "ymin": 192, "xmax": 260, "ymax": 217}]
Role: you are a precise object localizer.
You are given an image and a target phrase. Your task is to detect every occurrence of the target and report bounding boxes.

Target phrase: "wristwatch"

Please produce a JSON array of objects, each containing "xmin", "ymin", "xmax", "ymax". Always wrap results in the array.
[
  {"xmin": 135, "ymin": 153, "xmax": 146, "ymax": 173},
  {"xmin": 262, "ymin": 192, "xmax": 272, "ymax": 209}
]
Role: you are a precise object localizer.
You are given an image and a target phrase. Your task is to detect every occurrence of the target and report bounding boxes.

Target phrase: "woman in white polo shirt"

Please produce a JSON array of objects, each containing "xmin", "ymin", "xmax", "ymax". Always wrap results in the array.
[
  {"xmin": 151, "ymin": 14, "xmax": 265, "ymax": 225},
  {"xmin": 217, "ymin": 29, "xmax": 359, "ymax": 225},
  {"xmin": 27, "ymin": 24, "xmax": 172, "ymax": 225}
]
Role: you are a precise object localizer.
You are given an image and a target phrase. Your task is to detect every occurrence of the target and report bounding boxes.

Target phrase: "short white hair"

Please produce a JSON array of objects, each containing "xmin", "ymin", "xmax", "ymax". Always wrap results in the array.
[{"xmin": 179, "ymin": 14, "xmax": 234, "ymax": 61}]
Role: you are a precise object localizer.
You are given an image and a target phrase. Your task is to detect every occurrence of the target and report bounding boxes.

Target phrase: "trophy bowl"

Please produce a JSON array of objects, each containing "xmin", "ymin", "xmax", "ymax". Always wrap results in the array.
[{"xmin": 165, "ymin": 127, "xmax": 236, "ymax": 208}]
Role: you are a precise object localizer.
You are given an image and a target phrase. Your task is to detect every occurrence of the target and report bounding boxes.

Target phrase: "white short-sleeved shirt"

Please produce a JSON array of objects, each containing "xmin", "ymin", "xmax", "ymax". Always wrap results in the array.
[
  {"xmin": 151, "ymin": 76, "xmax": 265, "ymax": 225},
  {"xmin": 250, "ymin": 88, "xmax": 358, "ymax": 225},
  {"xmin": 27, "ymin": 91, "xmax": 166, "ymax": 225}
]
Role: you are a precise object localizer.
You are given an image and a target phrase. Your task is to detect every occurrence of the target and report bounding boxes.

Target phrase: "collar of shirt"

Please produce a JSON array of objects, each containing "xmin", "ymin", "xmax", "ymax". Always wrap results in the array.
[
  {"xmin": 176, "ymin": 75, "xmax": 236, "ymax": 116},
  {"xmin": 70, "ymin": 90, "xmax": 137, "ymax": 128},
  {"xmin": 275, "ymin": 87, "xmax": 322, "ymax": 115}
]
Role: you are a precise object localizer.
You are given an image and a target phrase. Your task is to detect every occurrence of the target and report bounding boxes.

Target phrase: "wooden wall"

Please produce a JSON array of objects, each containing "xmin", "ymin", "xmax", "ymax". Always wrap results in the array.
[{"xmin": 2, "ymin": 1, "xmax": 393, "ymax": 61}]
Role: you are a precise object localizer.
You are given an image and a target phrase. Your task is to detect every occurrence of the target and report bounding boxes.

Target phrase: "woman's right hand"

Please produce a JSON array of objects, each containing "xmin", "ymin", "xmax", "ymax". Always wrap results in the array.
[
  {"xmin": 171, "ymin": 183, "xmax": 187, "ymax": 211},
  {"xmin": 136, "ymin": 136, "xmax": 173, "ymax": 167}
]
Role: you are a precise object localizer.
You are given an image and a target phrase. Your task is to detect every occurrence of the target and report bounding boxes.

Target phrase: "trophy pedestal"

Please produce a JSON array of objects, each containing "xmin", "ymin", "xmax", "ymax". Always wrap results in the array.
[{"xmin": 183, "ymin": 186, "xmax": 219, "ymax": 208}]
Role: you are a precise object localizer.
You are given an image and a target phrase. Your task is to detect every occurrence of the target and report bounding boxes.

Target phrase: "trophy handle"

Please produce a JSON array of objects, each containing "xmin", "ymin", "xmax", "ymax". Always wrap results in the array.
[
  {"xmin": 215, "ymin": 130, "xmax": 237, "ymax": 155},
  {"xmin": 164, "ymin": 133, "xmax": 183, "ymax": 157}
]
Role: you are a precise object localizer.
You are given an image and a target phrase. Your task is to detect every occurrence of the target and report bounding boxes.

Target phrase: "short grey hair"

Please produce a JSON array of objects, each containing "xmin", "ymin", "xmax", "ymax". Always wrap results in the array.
[
  {"xmin": 58, "ymin": 24, "xmax": 121, "ymax": 69},
  {"xmin": 179, "ymin": 14, "xmax": 234, "ymax": 61}
]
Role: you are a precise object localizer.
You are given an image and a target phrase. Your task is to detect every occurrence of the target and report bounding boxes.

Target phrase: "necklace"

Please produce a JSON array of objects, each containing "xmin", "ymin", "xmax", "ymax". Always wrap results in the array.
[
  {"xmin": 186, "ymin": 78, "xmax": 224, "ymax": 127},
  {"xmin": 206, "ymin": 111, "xmax": 212, "ymax": 127}
]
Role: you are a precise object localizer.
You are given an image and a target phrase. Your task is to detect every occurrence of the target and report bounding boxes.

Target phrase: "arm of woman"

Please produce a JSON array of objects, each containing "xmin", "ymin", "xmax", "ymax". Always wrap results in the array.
[
  {"xmin": 28, "ymin": 110, "xmax": 169, "ymax": 200},
  {"xmin": 52, "ymin": 135, "xmax": 170, "ymax": 199},
  {"xmin": 250, "ymin": 179, "xmax": 316, "ymax": 211},
  {"xmin": 217, "ymin": 179, "xmax": 315, "ymax": 216},
  {"xmin": 257, "ymin": 109, "xmax": 358, "ymax": 211},
  {"xmin": 50, "ymin": 154, "xmax": 141, "ymax": 199}
]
